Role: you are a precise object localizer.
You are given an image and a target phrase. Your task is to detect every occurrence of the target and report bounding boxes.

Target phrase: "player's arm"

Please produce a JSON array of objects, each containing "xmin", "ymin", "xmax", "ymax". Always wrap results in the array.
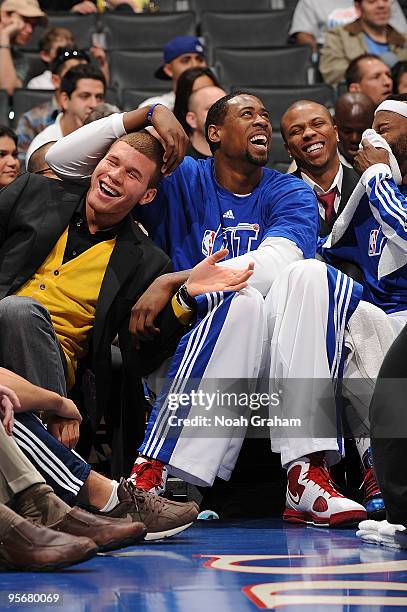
[
  {"xmin": 46, "ymin": 106, "xmax": 188, "ymax": 180},
  {"xmin": 0, "ymin": 368, "xmax": 81, "ymax": 420},
  {"xmin": 355, "ymin": 142, "xmax": 407, "ymax": 250},
  {"xmin": 216, "ymin": 237, "xmax": 303, "ymax": 296},
  {"xmin": 219, "ymin": 180, "xmax": 318, "ymax": 296},
  {"xmin": 130, "ymin": 250, "xmax": 254, "ymax": 342}
]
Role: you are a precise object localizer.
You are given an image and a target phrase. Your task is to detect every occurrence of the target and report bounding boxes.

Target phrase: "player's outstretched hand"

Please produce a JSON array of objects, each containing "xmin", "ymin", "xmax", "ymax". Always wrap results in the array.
[
  {"xmin": 186, "ymin": 249, "xmax": 254, "ymax": 297},
  {"xmin": 0, "ymin": 384, "xmax": 20, "ymax": 436},
  {"xmin": 150, "ymin": 105, "xmax": 189, "ymax": 175},
  {"xmin": 354, "ymin": 140, "xmax": 390, "ymax": 175}
]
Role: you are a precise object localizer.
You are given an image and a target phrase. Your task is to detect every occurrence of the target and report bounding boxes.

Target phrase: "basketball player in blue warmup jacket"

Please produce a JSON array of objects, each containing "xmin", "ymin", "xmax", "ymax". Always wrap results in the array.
[
  {"xmin": 321, "ymin": 96, "xmax": 407, "ymax": 319},
  {"xmin": 48, "ymin": 94, "xmax": 369, "ymax": 528}
]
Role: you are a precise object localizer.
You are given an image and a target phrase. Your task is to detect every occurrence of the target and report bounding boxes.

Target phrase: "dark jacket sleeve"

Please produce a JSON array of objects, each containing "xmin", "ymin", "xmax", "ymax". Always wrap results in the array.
[{"xmin": 0, "ymin": 174, "xmax": 30, "ymax": 247}]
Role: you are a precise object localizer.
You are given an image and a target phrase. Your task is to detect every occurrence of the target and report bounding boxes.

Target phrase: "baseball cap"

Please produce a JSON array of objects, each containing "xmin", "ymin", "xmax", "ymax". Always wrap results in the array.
[
  {"xmin": 155, "ymin": 36, "xmax": 206, "ymax": 80},
  {"xmin": 0, "ymin": 0, "xmax": 46, "ymax": 19}
]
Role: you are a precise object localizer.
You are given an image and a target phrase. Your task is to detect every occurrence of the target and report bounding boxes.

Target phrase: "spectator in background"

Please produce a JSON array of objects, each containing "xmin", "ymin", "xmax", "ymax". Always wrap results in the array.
[
  {"xmin": 290, "ymin": 0, "xmax": 407, "ymax": 54},
  {"xmin": 16, "ymin": 48, "xmax": 91, "ymax": 163},
  {"xmin": 334, "ymin": 92, "xmax": 376, "ymax": 167},
  {"xmin": 320, "ymin": 0, "xmax": 407, "ymax": 86},
  {"xmin": 26, "ymin": 27, "xmax": 76, "ymax": 90},
  {"xmin": 38, "ymin": 0, "xmax": 152, "ymax": 13},
  {"xmin": 138, "ymin": 36, "xmax": 207, "ymax": 111},
  {"xmin": 392, "ymin": 60, "xmax": 407, "ymax": 92},
  {"xmin": 26, "ymin": 63, "xmax": 105, "ymax": 165},
  {"xmin": 173, "ymin": 66, "xmax": 222, "ymax": 134},
  {"xmin": 345, "ymin": 53, "xmax": 393, "ymax": 104},
  {"xmin": 0, "ymin": 127, "xmax": 20, "ymax": 189},
  {"xmin": 0, "ymin": 0, "xmax": 47, "ymax": 95},
  {"xmin": 184, "ymin": 86, "xmax": 227, "ymax": 159}
]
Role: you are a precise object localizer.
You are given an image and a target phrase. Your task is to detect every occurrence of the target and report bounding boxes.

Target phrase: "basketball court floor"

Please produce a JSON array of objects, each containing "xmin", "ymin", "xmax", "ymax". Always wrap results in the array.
[{"xmin": 2, "ymin": 518, "xmax": 407, "ymax": 611}]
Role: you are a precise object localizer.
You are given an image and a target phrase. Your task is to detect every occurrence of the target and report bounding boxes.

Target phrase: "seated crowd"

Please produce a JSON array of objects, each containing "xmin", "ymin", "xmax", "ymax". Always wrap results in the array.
[{"xmin": 0, "ymin": 0, "xmax": 407, "ymax": 571}]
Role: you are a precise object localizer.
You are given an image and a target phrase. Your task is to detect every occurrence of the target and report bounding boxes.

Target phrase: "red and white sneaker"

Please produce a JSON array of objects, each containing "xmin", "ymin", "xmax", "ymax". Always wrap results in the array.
[
  {"xmin": 283, "ymin": 452, "xmax": 367, "ymax": 527},
  {"xmin": 129, "ymin": 457, "xmax": 168, "ymax": 495}
]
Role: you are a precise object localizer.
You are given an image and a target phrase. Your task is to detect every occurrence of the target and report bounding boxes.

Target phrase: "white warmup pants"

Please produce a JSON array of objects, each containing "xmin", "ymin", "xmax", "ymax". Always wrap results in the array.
[{"xmin": 139, "ymin": 260, "xmax": 401, "ymax": 484}]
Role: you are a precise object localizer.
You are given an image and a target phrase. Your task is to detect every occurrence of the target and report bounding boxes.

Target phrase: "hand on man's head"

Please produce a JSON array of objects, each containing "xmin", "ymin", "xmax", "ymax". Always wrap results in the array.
[{"xmin": 150, "ymin": 104, "xmax": 189, "ymax": 175}]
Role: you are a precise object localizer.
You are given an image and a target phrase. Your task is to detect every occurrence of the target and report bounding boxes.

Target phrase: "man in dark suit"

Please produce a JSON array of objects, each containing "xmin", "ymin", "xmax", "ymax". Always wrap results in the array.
[
  {"xmin": 281, "ymin": 99, "xmax": 360, "ymax": 238},
  {"xmin": 0, "ymin": 103, "xmax": 252, "ymax": 538}
]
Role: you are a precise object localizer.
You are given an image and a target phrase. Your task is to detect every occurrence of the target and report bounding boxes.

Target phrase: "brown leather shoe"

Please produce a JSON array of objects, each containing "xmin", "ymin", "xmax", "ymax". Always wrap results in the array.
[
  {"xmin": 0, "ymin": 519, "xmax": 98, "ymax": 572},
  {"xmin": 48, "ymin": 506, "xmax": 147, "ymax": 552}
]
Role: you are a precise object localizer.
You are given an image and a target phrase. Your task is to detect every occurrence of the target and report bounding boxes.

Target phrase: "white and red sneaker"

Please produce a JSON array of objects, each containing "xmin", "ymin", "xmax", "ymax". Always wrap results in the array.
[
  {"xmin": 129, "ymin": 456, "xmax": 168, "ymax": 495},
  {"xmin": 283, "ymin": 452, "xmax": 367, "ymax": 527}
]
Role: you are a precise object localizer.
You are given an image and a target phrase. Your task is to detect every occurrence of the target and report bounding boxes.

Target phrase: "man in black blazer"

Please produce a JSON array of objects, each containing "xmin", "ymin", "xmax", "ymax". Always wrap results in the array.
[
  {"xmin": 281, "ymin": 99, "xmax": 360, "ymax": 239},
  {"xmin": 1, "ymin": 103, "xmax": 252, "ymax": 538}
]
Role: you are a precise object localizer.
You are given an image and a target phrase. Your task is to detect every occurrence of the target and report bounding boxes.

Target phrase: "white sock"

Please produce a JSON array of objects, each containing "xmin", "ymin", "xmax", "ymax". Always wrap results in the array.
[
  {"xmin": 355, "ymin": 438, "xmax": 371, "ymax": 461},
  {"xmin": 100, "ymin": 480, "xmax": 119, "ymax": 513}
]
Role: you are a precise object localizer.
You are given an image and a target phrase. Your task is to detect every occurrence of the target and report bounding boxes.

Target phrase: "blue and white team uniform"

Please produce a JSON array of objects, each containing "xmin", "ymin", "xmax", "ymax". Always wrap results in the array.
[
  {"xmin": 320, "ymin": 163, "xmax": 407, "ymax": 330},
  {"xmin": 46, "ymin": 114, "xmax": 382, "ymax": 483},
  {"xmin": 136, "ymin": 156, "xmax": 318, "ymax": 270}
]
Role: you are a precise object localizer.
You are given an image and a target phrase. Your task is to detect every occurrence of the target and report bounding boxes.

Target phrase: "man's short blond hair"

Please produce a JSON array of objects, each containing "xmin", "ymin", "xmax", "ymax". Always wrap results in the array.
[{"xmin": 118, "ymin": 130, "xmax": 164, "ymax": 188}]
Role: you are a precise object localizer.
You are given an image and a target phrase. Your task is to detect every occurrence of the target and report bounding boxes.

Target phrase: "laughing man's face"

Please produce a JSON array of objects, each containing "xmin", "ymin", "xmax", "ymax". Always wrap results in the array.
[{"xmin": 87, "ymin": 141, "xmax": 157, "ymax": 223}]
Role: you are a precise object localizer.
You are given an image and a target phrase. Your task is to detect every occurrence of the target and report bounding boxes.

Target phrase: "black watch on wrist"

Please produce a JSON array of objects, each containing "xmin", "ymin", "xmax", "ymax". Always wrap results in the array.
[{"xmin": 177, "ymin": 283, "xmax": 196, "ymax": 310}]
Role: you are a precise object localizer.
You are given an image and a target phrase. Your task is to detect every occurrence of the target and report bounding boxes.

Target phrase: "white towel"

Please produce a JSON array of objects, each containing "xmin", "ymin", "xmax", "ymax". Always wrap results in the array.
[
  {"xmin": 322, "ymin": 130, "xmax": 405, "ymax": 278},
  {"xmin": 356, "ymin": 519, "xmax": 407, "ymax": 549}
]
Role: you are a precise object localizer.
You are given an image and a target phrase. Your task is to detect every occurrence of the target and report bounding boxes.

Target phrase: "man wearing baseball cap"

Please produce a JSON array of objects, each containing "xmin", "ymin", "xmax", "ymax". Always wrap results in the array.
[
  {"xmin": 139, "ymin": 35, "xmax": 207, "ymax": 111},
  {"xmin": 0, "ymin": 0, "xmax": 47, "ymax": 94}
]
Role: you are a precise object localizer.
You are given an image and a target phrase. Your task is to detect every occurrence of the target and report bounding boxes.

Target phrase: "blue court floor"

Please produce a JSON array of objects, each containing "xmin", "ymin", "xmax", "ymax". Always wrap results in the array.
[{"xmin": 2, "ymin": 519, "xmax": 407, "ymax": 611}]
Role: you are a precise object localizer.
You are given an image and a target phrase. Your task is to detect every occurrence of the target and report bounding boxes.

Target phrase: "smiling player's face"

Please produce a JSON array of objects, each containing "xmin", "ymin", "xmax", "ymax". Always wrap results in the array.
[
  {"xmin": 210, "ymin": 95, "xmax": 272, "ymax": 166},
  {"xmin": 87, "ymin": 141, "xmax": 157, "ymax": 224}
]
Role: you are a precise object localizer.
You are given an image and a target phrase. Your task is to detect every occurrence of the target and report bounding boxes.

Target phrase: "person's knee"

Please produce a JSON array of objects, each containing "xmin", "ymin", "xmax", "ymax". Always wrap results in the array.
[
  {"xmin": 0, "ymin": 296, "xmax": 49, "ymax": 326},
  {"xmin": 232, "ymin": 286, "xmax": 265, "ymax": 320}
]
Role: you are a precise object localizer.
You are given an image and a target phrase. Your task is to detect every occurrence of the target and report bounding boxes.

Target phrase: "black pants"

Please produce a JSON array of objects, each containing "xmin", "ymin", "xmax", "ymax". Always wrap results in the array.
[{"xmin": 370, "ymin": 323, "xmax": 407, "ymax": 526}]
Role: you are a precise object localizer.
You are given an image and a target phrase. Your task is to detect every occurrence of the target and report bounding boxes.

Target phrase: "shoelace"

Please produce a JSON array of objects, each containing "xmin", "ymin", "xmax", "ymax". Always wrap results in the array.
[
  {"xmin": 360, "ymin": 467, "xmax": 381, "ymax": 500},
  {"xmin": 132, "ymin": 460, "xmax": 164, "ymax": 489},
  {"xmin": 123, "ymin": 479, "xmax": 165, "ymax": 516},
  {"xmin": 305, "ymin": 462, "xmax": 344, "ymax": 499}
]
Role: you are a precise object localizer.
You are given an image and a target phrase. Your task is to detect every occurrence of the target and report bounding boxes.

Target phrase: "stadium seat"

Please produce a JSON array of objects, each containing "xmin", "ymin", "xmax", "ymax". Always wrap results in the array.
[
  {"xmin": 12, "ymin": 89, "xmax": 53, "ymax": 124},
  {"xmin": 105, "ymin": 88, "xmax": 120, "ymax": 108},
  {"xmin": 214, "ymin": 46, "xmax": 312, "ymax": 88},
  {"xmin": 0, "ymin": 91, "xmax": 10, "ymax": 126},
  {"xmin": 110, "ymin": 50, "xmax": 170, "ymax": 94},
  {"xmin": 283, "ymin": 0, "xmax": 299, "ymax": 12},
  {"xmin": 21, "ymin": 51, "xmax": 46, "ymax": 85},
  {"xmin": 155, "ymin": 0, "xmax": 180, "ymax": 10},
  {"xmin": 201, "ymin": 11, "xmax": 291, "ymax": 56},
  {"xmin": 270, "ymin": 131, "xmax": 291, "ymax": 165},
  {"xmin": 244, "ymin": 84, "xmax": 335, "ymax": 128},
  {"xmin": 104, "ymin": 12, "xmax": 196, "ymax": 51},
  {"xmin": 24, "ymin": 13, "xmax": 97, "ymax": 51},
  {"xmin": 122, "ymin": 88, "xmax": 166, "ymax": 110},
  {"xmin": 189, "ymin": 0, "xmax": 272, "ymax": 19}
]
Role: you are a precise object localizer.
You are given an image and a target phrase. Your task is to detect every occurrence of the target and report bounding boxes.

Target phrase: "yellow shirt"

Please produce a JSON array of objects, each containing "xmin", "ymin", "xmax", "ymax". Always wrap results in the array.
[{"xmin": 16, "ymin": 227, "xmax": 115, "ymax": 389}]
